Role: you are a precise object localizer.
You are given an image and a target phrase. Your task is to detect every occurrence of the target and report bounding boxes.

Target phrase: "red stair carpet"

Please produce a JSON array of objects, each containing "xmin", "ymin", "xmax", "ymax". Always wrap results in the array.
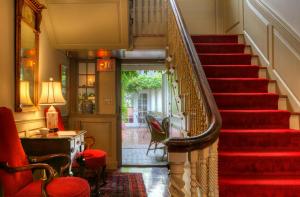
[{"xmin": 192, "ymin": 34, "xmax": 300, "ymax": 196}]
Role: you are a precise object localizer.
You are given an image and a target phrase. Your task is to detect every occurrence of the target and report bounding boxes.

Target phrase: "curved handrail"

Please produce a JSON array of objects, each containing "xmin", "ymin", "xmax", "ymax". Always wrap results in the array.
[{"xmin": 165, "ymin": 0, "xmax": 222, "ymax": 152}]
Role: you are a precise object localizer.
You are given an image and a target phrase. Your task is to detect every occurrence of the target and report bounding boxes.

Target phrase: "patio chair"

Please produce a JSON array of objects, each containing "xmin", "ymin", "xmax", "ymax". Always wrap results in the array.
[{"xmin": 145, "ymin": 115, "xmax": 170, "ymax": 156}]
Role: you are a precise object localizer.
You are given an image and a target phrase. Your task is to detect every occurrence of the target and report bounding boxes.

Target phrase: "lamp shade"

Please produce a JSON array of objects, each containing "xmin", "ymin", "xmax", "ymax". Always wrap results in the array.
[
  {"xmin": 20, "ymin": 81, "xmax": 33, "ymax": 106},
  {"xmin": 39, "ymin": 80, "xmax": 66, "ymax": 105}
]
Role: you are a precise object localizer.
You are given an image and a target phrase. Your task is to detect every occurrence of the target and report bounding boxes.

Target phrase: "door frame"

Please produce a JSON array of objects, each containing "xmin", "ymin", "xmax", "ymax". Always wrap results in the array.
[{"xmin": 117, "ymin": 61, "xmax": 166, "ymax": 167}]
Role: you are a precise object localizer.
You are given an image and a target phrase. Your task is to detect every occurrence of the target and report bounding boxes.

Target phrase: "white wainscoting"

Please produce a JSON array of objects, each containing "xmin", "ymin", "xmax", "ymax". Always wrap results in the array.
[
  {"xmin": 240, "ymin": 0, "xmax": 300, "ymax": 112},
  {"xmin": 69, "ymin": 115, "xmax": 118, "ymax": 169}
]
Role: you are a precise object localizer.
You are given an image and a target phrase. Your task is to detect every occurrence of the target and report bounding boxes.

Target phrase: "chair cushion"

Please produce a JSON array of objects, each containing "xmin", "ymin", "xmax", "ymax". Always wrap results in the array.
[
  {"xmin": 150, "ymin": 120, "xmax": 163, "ymax": 132},
  {"xmin": 15, "ymin": 177, "xmax": 90, "ymax": 197},
  {"xmin": 81, "ymin": 149, "xmax": 107, "ymax": 170}
]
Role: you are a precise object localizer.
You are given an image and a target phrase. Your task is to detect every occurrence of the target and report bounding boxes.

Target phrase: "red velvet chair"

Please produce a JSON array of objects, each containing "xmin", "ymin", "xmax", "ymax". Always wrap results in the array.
[
  {"xmin": 44, "ymin": 107, "xmax": 107, "ymax": 193},
  {"xmin": 0, "ymin": 107, "xmax": 90, "ymax": 197}
]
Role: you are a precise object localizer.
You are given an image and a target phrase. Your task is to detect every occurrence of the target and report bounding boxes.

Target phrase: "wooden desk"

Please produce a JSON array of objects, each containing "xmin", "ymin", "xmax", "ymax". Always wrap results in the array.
[{"xmin": 21, "ymin": 130, "xmax": 86, "ymax": 163}]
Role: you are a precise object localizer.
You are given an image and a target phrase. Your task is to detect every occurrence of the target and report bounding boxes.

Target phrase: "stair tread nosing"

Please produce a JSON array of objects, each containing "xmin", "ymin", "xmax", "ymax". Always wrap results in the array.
[
  {"xmin": 219, "ymin": 151, "xmax": 300, "ymax": 175},
  {"xmin": 194, "ymin": 43, "xmax": 246, "ymax": 53},
  {"xmin": 220, "ymin": 178, "xmax": 300, "ymax": 185},
  {"xmin": 191, "ymin": 34, "xmax": 239, "ymax": 43},
  {"xmin": 203, "ymin": 65, "xmax": 260, "ymax": 78},
  {"xmin": 208, "ymin": 78, "xmax": 270, "ymax": 93},
  {"xmin": 219, "ymin": 151, "xmax": 300, "ymax": 157},
  {"xmin": 220, "ymin": 110, "xmax": 291, "ymax": 129},
  {"xmin": 214, "ymin": 93, "xmax": 279, "ymax": 110},
  {"xmin": 199, "ymin": 53, "xmax": 253, "ymax": 65},
  {"xmin": 219, "ymin": 129, "xmax": 300, "ymax": 151}
]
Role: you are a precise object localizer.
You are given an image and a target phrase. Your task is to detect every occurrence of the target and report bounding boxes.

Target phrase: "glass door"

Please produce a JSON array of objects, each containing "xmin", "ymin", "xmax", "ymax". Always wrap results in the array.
[{"xmin": 138, "ymin": 93, "xmax": 148, "ymax": 123}]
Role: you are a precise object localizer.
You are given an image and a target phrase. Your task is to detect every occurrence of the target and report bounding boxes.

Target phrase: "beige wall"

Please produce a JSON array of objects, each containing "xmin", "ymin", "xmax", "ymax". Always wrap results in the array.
[
  {"xmin": 260, "ymin": 0, "xmax": 300, "ymax": 37},
  {"xmin": 222, "ymin": 0, "xmax": 300, "ymax": 112},
  {"xmin": 177, "ymin": 0, "xmax": 219, "ymax": 34},
  {"xmin": 177, "ymin": 0, "xmax": 244, "ymax": 35},
  {"xmin": 0, "ymin": 0, "xmax": 69, "ymax": 131}
]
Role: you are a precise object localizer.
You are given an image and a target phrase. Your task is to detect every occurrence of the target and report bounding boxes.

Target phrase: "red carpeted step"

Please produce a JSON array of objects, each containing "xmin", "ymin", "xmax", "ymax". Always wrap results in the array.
[
  {"xmin": 219, "ymin": 178, "xmax": 300, "ymax": 197},
  {"xmin": 220, "ymin": 110, "xmax": 290, "ymax": 129},
  {"xmin": 192, "ymin": 35, "xmax": 238, "ymax": 43},
  {"xmin": 214, "ymin": 93, "xmax": 279, "ymax": 109},
  {"xmin": 193, "ymin": 34, "xmax": 300, "ymax": 196},
  {"xmin": 203, "ymin": 65, "xmax": 259, "ymax": 78},
  {"xmin": 194, "ymin": 43, "xmax": 245, "ymax": 53},
  {"xmin": 199, "ymin": 53, "xmax": 252, "ymax": 65},
  {"xmin": 219, "ymin": 129, "xmax": 300, "ymax": 151},
  {"xmin": 208, "ymin": 78, "xmax": 269, "ymax": 93},
  {"xmin": 219, "ymin": 151, "xmax": 300, "ymax": 176}
]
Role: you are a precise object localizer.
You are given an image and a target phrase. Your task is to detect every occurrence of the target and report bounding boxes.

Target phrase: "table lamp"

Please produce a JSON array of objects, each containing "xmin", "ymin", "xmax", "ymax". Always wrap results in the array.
[{"xmin": 39, "ymin": 78, "xmax": 66, "ymax": 130}]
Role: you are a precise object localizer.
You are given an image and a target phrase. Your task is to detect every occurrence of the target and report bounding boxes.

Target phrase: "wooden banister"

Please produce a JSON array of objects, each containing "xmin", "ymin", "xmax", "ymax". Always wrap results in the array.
[{"xmin": 165, "ymin": 0, "xmax": 222, "ymax": 152}]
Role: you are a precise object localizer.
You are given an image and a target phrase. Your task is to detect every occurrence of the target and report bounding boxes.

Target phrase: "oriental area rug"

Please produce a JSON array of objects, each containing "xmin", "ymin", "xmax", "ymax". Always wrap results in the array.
[{"xmin": 99, "ymin": 173, "xmax": 147, "ymax": 197}]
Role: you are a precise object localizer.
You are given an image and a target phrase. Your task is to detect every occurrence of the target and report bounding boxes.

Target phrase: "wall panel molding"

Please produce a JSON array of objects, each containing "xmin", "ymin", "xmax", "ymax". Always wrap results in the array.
[
  {"xmin": 243, "ymin": 0, "xmax": 300, "ymax": 112},
  {"xmin": 69, "ymin": 116, "xmax": 118, "ymax": 169},
  {"xmin": 248, "ymin": 0, "xmax": 300, "ymax": 56},
  {"xmin": 16, "ymin": 117, "xmax": 45, "ymax": 133},
  {"xmin": 244, "ymin": 0, "xmax": 269, "ymax": 64}
]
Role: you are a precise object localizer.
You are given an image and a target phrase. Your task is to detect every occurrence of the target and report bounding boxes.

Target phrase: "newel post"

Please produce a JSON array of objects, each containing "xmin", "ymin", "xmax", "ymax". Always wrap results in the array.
[{"xmin": 168, "ymin": 152, "xmax": 187, "ymax": 197}]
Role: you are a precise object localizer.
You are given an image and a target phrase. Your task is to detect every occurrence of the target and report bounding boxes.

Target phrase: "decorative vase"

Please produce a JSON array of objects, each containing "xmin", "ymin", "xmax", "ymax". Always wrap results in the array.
[{"xmin": 81, "ymin": 99, "xmax": 94, "ymax": 114}]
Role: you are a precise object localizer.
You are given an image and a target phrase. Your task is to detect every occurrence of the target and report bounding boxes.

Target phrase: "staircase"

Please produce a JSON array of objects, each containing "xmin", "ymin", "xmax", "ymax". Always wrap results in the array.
[{"xmin": 192, "ymin": 34, "xmax": 300, "ymax": 196}]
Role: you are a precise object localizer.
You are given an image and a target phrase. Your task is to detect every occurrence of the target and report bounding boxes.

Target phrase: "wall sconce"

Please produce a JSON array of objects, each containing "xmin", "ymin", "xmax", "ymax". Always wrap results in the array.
[{"xmin": 96, "ymin": 49, "xmax": 111, "ymax": 58}]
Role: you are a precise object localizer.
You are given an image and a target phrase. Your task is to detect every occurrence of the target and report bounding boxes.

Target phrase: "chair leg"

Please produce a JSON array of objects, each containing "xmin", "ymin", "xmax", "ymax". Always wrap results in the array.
[
  {"xmin": 146, "ymin": 141, "xmax": 153, "ymax": 155},
  {"xmin": 100, "ymin": 165, "xmax": 106, "ymax": 186},
  {"xmin": 95, "ymin": 168, "xmax": 101, "ymax": 195},
  {"xmin": 95, "ymin": 165, "xmax": 106, "ymax": 195},
  {"xmin": 154, "ymin": 143, "xmax": 158, "ymax": 153},
  {"xmin": 161, "ymin": 146, "xmax": 167, "ymax": 161}
]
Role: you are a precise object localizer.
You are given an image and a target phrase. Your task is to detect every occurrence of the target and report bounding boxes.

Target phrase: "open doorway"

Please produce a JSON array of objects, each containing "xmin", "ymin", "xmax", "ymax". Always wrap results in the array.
[{"xmin": 121, "ymin": 69, "xmax": 169, "ymax": 166}]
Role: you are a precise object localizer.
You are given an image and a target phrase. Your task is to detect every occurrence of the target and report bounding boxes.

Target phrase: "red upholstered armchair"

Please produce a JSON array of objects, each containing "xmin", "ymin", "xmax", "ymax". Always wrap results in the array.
[{"xmin": 0, "ymin": 107, "xmax": 90, "ymax": 197}]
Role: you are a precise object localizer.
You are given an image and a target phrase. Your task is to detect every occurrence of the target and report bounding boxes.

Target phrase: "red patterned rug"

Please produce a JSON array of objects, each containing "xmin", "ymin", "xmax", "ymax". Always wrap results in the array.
[{"xmin": 99, "ymin": 173, "xmax": 147, "ymax": 197}]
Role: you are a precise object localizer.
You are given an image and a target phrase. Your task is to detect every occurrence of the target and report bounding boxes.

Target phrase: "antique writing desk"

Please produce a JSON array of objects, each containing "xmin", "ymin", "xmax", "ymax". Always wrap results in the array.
[{"xmin": 21, "ymin": 130, "xmax": 86, "ymax": 163}]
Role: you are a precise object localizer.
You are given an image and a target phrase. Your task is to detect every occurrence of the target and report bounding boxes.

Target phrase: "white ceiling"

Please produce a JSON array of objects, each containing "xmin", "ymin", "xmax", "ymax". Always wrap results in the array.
[{"xmin": 41, "ymin": 0, "xmax": 129, "ymax": 50}]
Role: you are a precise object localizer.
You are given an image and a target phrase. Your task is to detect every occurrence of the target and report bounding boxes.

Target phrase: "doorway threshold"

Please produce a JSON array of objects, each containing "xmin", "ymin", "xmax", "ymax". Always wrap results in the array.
[{"xmin": 122, "ymin": 148, "xmax": 168, "ymax": 166}]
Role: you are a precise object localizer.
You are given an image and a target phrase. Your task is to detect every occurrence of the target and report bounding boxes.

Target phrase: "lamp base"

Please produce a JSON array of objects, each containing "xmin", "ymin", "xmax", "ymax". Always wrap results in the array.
[
  {"xmin": 46, "ymin": 105, "xmax": 58, "ymax": 129},
  {"xmin": 49, "ymin": 128, "xmax": 59, "ymax": 133}
]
